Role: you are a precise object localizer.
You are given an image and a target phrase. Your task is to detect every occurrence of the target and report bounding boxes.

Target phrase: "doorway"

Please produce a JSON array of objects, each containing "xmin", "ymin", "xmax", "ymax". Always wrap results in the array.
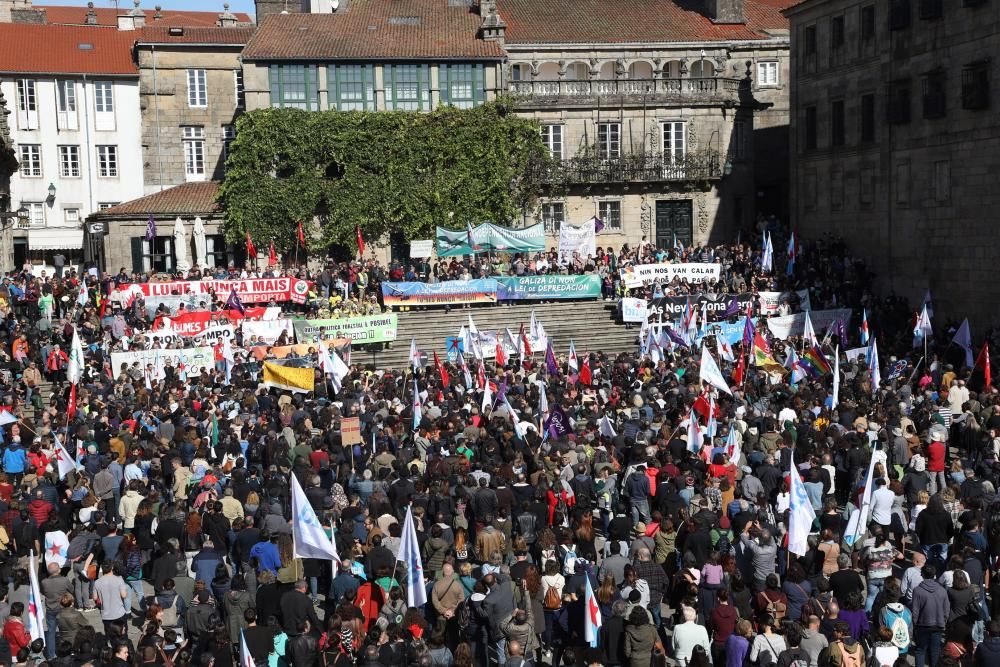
[{"xmin": 655, "ymin": 199, "xmax": 693, "ymax": 250}]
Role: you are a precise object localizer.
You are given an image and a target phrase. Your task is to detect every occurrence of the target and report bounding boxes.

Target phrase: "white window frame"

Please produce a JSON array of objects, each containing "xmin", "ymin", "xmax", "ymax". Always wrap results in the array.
[
  {"xmin": 18, "ymin": 144, "xmax": 41, "ymax": 177},
  {"xmin": 234, "ymin": 69, "xmax": 245, "ymax": 109},
  {"xmin": 96, "ymin": 145, "xmax": 119, "ymax": 178},
  {"xmin": 540, "ymin": 201, "xmax": 565, "ymax": 234},
  {"xmin": 94, "ymin": 81, "xmax": 114, "ymax": 112},
  {"xmin": 58, "ymin": 145, "xmax": 81, "ymax": 177},
  {"xmin": 597, "ymin": 200, "xmax": 622, "ymax": 231},
  {"xmin": 183, "ymin": 126, "xmax": 206, "ymax": 181},
  {"xmin": 22, "ymin": 202, "xmax": 44, "ymax": 227},
  {"xmin": 757, "ymin": 61, "xmax": 779, "ymax": 87},
  {"xmin": 63, "ymin": 208, "xmax": 80, "ymax": 225},
  {"xmin": 661, "ymin": 121, "xmax": 687, "ymax": 165},
  {"xmin": 187, "ymin": 69, "xmax": 208, "ymax": 108},
  {"xmin": 15, "ymin": 79, "xmax": 38, "ymax": 130},
  {"xmin": 98, "ymin": 202, "xmax": 120, "ymax": 210},
  {"xmin": 597, "ymin": 122, "xmax": 621, "ymax": 160},
  {"xmin": 56, "ymin": 80, "xmax": 76, "ymax": 113},
  {"xmin": 540, "ymin": 124, "xmax": 563, "ymax": 160},
  {"xmin": 222, "ymin": 124, "xmax": 236, "ymax": 165}
]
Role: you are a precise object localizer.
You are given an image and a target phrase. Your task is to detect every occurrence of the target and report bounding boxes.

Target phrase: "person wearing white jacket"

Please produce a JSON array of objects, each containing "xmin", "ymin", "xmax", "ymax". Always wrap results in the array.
[{"xmin": 118, "ymin": 481, "xmax": 145, "ymax": 530}]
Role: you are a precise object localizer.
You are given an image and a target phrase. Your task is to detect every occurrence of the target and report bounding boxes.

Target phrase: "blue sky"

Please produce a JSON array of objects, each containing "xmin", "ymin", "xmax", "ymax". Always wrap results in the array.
[{"xmin": 41, "ymin": 0, "xmax": 257, "ymax": 15}]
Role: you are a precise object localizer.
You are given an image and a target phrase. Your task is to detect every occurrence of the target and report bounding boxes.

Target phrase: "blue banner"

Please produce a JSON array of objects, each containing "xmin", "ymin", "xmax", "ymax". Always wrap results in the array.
[
  {"xmin": 381, "ymin": 279, "xmax": 498, "ymax": 307},
  {"xmin": 693, "ymin": 317, "xmax": 747, "ymax": 347},
  {"xmin": 496, "ymin": 275, "xmax": 602, "ymax": 301}
]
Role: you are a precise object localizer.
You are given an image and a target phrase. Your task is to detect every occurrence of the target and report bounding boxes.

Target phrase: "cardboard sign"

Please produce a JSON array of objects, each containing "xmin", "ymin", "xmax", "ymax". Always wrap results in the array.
[{"xmin": 341, "ymin": 417, "xmax": 363, "ymax": 446}]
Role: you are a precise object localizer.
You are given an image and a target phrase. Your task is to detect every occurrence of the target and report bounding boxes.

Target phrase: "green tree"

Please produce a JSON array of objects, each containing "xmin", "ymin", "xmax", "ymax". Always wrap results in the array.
[{"xmin": 218, "ymin": 101, "xmax": 547, "ymax": 252}]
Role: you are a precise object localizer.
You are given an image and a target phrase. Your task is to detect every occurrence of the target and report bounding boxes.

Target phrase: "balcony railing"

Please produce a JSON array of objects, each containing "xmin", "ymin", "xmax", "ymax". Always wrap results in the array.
[
  {"xmin": 534, "ymin": 152, "xmax": 724, "ymax": 185},
  {"xmin": 509, "ymin": 77, "xmax": 741, "ymax": 101}
]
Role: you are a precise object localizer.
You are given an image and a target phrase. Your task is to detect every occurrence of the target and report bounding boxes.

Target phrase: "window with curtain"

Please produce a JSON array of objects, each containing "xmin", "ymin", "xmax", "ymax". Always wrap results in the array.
[
  {"xmin": 331, "ymin": 64, "xmax": 375, "ymax": 111},
  {"xmin": 269, "ymin": 65, "xmax": 320, "ymax": 110},
  {"xmin": 385, "ymin": 64, "xmax": 430, "ymax": 111},
  {"xmin": 440, "ymin": 64, "xmax": 485, "ymax": 109}
]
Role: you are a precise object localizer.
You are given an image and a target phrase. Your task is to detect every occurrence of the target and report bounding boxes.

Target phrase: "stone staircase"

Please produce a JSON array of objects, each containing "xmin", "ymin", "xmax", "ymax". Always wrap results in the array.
[{"xmin": 365, "ymin": 300, "xmax": 640, "ymax": 369}]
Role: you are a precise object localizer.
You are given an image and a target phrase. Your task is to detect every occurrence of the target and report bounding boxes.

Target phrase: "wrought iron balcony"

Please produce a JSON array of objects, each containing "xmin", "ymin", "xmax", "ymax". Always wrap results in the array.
[
  {"xmin": 509, "ymin": 77, "xmax": 742, "ymax": 103},
  {"xmin": 534, "ymin": 152, "xmax": 725, "ymax": 185}
]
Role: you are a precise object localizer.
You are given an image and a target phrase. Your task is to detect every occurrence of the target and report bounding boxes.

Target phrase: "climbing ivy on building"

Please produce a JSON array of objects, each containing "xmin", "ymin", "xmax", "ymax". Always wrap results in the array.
[{"xmin": 218, "ymin": 101, "xmax": 548, "ymax": 251}]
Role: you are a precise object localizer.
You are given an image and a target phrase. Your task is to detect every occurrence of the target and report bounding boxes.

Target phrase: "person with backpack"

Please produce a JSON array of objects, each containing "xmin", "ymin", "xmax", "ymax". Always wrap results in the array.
[
  {"xmin": 878, "ymin": 588, "xmax": 912, "ymax": 656},
  {"xmin": 750, "ymin": 614, "xmax": 787, "ymax": 667},
  {"xmin": 776, "ymin": 624, "xmax": 810, "ymax": 667},
  {"xmin": 817, "ymin": 620, "xmax": 865, "ymax": 667},
  {"xmin": 625, "ymin": 464, "xmax": 651, "ymax": 525},
  {"xmin": 756, "ymin": 574, "xmax": 789, "ymax": 628}
]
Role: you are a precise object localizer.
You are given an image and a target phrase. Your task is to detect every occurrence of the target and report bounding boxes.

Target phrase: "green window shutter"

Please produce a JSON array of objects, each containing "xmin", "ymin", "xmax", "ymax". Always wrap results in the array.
[
  {"xmin": 474, "ymin": 64, "xmax": 486, "ymax": 105},
  {"xmin": 131, "ymin": 237, "xmax": 144, "ymax": 275},
  {"xmin": 269, "ymin": 65, "xmax": 280, "ymax": 108}
]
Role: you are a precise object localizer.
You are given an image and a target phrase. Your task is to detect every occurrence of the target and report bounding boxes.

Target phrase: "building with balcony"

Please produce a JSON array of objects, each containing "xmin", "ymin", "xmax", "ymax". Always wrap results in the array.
[
  {"xmin": 0, "ymin": 89, "xmax": 17, "ymax": 273},
  {"xmin": 785, "ymin": 0, "xmax": 999, "ymax": 323},
  {"xmin": 243, "ymin": 0, "xmax": 794, "ymax": 255}
]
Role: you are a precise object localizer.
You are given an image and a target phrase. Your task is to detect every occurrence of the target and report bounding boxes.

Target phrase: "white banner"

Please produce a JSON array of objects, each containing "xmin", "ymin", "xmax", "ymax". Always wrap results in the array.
[
  {"xmin": 622, "ymin": 297, "xmax": 649, "ymax": 323},
  {"xmin": 469, "ymin": 331, "xmax": 547, "ymax": 361},
  {"xmin": 758, "ymin": 290, "xmax": 811, "ymax": 316},
  {"xmin": 110, "ymin": 346, "xmax": 215, "ymax": 379},
  {"xmin": 766, "ymin": 308, "xmax": 852, "ymax": 341},
  {"xmin": 620, "ymin": 262, "xmax": 721, "ymax": 289},
  {"xmin": 845, "ymin": 346, "xmax": 869, "ymax": 363},
  {"xmin": 145, "ymin": 324, "xmax": 235, "ymax": 348},
  {"xmin": 410, "ymin": 240, "xmax": 434, "ymax": 258},
  {"xmin": 558, "ymin": 223, "xmax": 596, "ymax": 263},
  {"xmin": 242, "ymin": 319, "xmax": 295, "ymax": 345}
]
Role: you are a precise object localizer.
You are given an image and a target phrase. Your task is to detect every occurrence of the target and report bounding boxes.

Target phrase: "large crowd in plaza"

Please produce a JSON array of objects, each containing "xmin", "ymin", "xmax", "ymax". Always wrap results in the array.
[{"xmin": 0, "ymin": 216, "xmax": 997, "ymax": 667}]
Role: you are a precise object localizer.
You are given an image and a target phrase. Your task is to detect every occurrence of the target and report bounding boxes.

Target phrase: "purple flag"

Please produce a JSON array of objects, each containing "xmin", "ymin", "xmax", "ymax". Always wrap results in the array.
[
  {"xmin": 593, "ymin": 216, "xmax": 605, "ymax": 233},
  {"xmin": 495, "ymin": 378, "xmax": 508, "ymax": 405},
  {"xmin": 665, "ymin": 326, "xmax": 689, "ymax": 348},
  {"xmin": 145, "ymin": 215, "xmax": 156, "ymax": 241},
  {"xmin": 723, "ymin": 295, "xmax": 740, "ymax": 318},
  {"xmin": 545, "ymin": 342, "xmax": 559, "ymax": 375},
  {"xmin": 224, "ymin": 288, "xmax": 246, "ymax": 315},
  {"xmin": 545, "ymin": 404, "xmax": 570, "ymax": 439},
  {"xmin": 742, "ymin": 316, "xmax": 756, "ymax": 348}
]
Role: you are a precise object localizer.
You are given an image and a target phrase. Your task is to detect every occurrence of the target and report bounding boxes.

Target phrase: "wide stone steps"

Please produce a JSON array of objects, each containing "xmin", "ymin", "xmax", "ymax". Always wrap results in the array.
[{"xmin": 367, "ymin": 300, "xmax": 639, "ymax": 369}]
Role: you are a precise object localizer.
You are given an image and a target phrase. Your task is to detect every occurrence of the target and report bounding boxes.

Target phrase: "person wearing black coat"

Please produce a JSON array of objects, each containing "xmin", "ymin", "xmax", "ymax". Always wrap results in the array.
[
  {"xmin": 601, "ymin": 599, "xmax": 628, "ymax": 666},
  {"xmin": 285, "ymin": 619, "xmax": 318, "ymax": 667},
  {"xmin": 279, "ymin": 580, "xmax": 321, "ymax": 636}
]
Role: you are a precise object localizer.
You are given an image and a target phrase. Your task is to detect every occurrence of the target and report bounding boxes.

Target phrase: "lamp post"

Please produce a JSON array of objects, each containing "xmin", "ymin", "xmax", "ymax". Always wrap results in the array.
[{"xmin": 0, "ymin": 205, "xmax": 28, "ymax": 274}]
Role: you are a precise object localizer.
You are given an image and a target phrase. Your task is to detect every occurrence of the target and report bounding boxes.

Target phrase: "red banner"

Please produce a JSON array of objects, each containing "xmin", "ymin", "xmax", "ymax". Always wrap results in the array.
[
  {"xmin": 124, "ymin": 277, "xmax": 311, "ymax": 305},
  {"xmin": 151, "ymin": 307, "xmax": 270, "ymax": 336}
]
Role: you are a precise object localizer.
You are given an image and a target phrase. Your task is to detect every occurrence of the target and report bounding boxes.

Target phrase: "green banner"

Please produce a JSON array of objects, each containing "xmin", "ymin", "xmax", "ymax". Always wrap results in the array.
[
  {"xmin": 436, "ymin": 222, "xmax": 545, "ymax": 256},
  {"xmin": 292, "ymin": 314, "xmax": 398, "ymax": 344},
  {"xmin": 496, "ymin": 275, "xmax": 602, "ymax": 300}
]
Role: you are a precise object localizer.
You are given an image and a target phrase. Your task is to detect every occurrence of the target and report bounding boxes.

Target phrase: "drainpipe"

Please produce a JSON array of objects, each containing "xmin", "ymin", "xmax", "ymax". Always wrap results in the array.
[
  {"xmin": 152, "ymin": 44, "xmax": 163, "ymax": 191},
  {"xmin": 81, "ymin": 75, "xmax": 95, "ymax": 223}
]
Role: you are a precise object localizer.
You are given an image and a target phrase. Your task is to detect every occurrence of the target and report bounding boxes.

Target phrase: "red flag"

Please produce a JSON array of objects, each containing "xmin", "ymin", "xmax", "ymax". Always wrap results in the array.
[
  {"xmin": 98, "ymin": 294, "xmax": 108, "ymax": 319},
  {"xmin": 245, "ymin": 232, "xmax": 257, "ymax": 259},
  {"xmin": 297, "ymin": 221, "xmax": 305, "ymax": 247},
  {"xmin": 580, "ymin": 355, "xmax": 592, "ymax": 386},
  {"xmin": 495, "ymin": 339, "xmax": 507, "ymax": 367},
  {"xmin": 977, "ymin": 342, "xmax": 991, "ymax": 389},
  {"xmin": 433, "ymin": 351, "xmax": 449, "ymax": 387},
  {"xmin": 693, "ymin": 394, "xmax": 722, "ymax": 420},
  {"xmin": 477, "ymin": 361, "xmax": 486, "ymax": 389},
  {"xmin": 67, "ymin": 383, "xmax": 77, "ymax": 420},
  {"xmin": 356, "ymin": 224, "xmax": 366, "ymax": 257},
  {"xmin": 518, "ymin": 324, "xmax": 532, "ymax": 356},
  {"xmin": 734, "ymin": 352, "xmax": 746, "ymax": 385},
  {"xmin": 268, "ymin": 241, "xmax": 278, "ymax": 266}
]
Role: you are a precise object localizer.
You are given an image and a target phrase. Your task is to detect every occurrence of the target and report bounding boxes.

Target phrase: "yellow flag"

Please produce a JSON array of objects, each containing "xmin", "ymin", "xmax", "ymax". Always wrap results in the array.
[{"xmin": 262, "ymin": 362, "xmax": 314, "ymax": 393}]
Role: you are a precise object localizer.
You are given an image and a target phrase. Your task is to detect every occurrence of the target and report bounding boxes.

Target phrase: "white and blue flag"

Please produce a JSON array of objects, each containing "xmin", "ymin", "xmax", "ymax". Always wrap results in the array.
[
  {"xmin": 397, "ymin": 506, "xmax": 427, "ymax": 608},
  {"xmin": 787, "ymin": 451, "xmax": 816, "ymax": 557},
  {"xmin": 290, "ymin": 474, "xmax": 340, "ymax": 564}
]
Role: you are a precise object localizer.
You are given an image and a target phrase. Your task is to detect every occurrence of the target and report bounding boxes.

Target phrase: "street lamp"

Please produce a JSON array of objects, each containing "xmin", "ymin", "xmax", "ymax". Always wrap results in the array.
[
  {"xmin": 47, "ymin": 183, "xmax": 56, "ymax": 202},
  {"xmin": 0, "ymin": 205, "xmax": 29, "ymax": 228}
]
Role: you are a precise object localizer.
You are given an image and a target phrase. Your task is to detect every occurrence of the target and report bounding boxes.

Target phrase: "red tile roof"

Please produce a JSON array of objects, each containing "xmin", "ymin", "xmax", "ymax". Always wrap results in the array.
[
  {"xmin": 498, "ymin": 0, "xmax": 796, "ymax": 44},
  {"xmin": 93, "ymin": 182, "xmax": 222, "ymax": 217},
  {"xmin": 37, "ymin": 5, "xmax": 253, "ymax": 27},
  {"xmin": 0, "ymin": 24, "xmax": 137, "ymax": 75},
  {"xmin": 136, "ymin": 26, "xmax": 256, "ymax": 46},
  {"xmin": 242, "ymin": 1, "xmax": 506, "ymax": 61}
]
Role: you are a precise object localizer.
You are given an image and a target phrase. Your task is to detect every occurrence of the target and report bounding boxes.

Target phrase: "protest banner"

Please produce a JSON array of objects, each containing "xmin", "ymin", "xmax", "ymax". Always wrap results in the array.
[
  {"xmin": 242, "ymin": 319, "xmax": 295, "ymax": 345},
  {"xmin": 341, "ymin": 417, "xmax": 363, "ymax": 446},
  {"xmin": 845, "ymin": 347, "xmax": 869, "ymax": 363},
  {"xmin": 110, "ymin": 346, "xmax": 214, "ymax": 379},
  {"xmin": 248, "ymin": 338, "xmax": 351, "ymax": 361},
  {"xmin": 409, "ymin": 240, "xmax": 434, "ymax": 258},
  {"xmin": 648, "ymin": 293, "xmax": 753, "ymax": 321},
  {"xmin": 146, "ymin": 324, "xmax": 235, "ymax": 348},
  {"xmin": 445, "ymin": 337, "xmax": 465, "ymax": 362},
  {"xmin": 436, "ymin": 223, "xmax": 545, "ymax": 256},
  {"xmin": 496, "ymin": 275, "xmax": 601, "ymax": 301},
  {"xmin": 263, "ymin": 361, "xmax": 314, "ymax": 393},
  {"xmin": 620, "ymin": 263, "xmax": 721, "ymax": 289},
  {"xmin": 767, "ymin": 308, "xmax": 852, "ymax": 340},
  {"xmin": 381, "ymin": 279, "xmax": 497, "ymax": 307},
  {"xmin": 123, "ymin": 277, "xmax": 311, "ymax": 305},
  {"xmin": 292, "ymin": 314, "xmax": 398, "ymax": 344},
  {"xmin": 557, "ymin": 223, "xmax": 596, "ymax": 263},
  {"xmin": 758, "ymin": 290, "xmax": 812, "ymax": 316},
  {"xmin": 151, "ymin": 307, "xmax": 269, "ymax": 335},
  {"xmin": 622, "ymin": 298, "xmax": 649, "ymax": 323}
]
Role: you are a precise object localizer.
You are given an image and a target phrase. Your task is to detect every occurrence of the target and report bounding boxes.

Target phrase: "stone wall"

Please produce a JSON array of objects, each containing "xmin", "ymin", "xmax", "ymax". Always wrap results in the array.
[
  {"xmin": 787, "ymin": 0, "xmax": 1000, "ymax": 325},
  {"xmin": 138, "ymin": 46, "xmax": 245, "ymax": 192}
]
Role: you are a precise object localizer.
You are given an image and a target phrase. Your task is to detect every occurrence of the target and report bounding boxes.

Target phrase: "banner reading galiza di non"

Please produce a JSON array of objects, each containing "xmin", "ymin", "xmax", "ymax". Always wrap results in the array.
[
  {"xmin": 620, "ymin": 263, "xmax": 721, "ymax": 288},
  {"xmin": 382, "ymin": 279, "xmax": 497, "ymax": 307},
  {"xmin": 496, "ymin": 275, "xmax": 601, "ymax": 301},
  {"xmin": 110, "ymin": 346, "xmax": 214, "ymax": 379},
  {"xmin": 292, "ymin": 314, "xmax": 398, "ymax": 344},
  {"xmin": 122, "ymin": 277, "xmax": 311, "ymax": 305}
]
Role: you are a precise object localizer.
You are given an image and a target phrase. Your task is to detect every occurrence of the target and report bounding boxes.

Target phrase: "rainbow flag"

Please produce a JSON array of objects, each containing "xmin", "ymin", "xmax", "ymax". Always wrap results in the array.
[
  {"xmin": 753, "ymin": 332, "xmax": 787, "ymax": 377},
  {"xmin": 802, "ymin": 345, "xmax": 833, "ymax": 376}
]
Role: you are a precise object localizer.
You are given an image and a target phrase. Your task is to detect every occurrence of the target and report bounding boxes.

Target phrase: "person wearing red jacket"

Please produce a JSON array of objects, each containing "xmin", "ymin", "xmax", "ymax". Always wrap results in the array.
[
  {"xmin": 45, "ymin": 343, "xmax": 69, "ymax": 384},
  {"xmin": 927, "ymin": 430, "xmax": 947, "ymax": 494},
  {"xmin": 2, "ymin": 602, "xmax": 30, "ymax": 657},
  {"xmin": 27, "ymin": 489, "xmax": 54, "ymax": 526}
]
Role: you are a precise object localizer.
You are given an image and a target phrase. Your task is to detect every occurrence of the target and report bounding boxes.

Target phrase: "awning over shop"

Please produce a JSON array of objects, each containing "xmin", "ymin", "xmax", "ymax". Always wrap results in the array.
[{"xmin": 29, "ymin": 228, "xmax": 84, "ymax": 251}]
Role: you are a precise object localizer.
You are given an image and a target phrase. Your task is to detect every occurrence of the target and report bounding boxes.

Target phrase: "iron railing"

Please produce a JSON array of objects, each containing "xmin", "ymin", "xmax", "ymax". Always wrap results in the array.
[
  {"xmin": 509, "ymin": 77, "xmax": 741, "ymax": 100},
  {"xmin": 535, "ymin": 152, "xmax": 724, "ymax": 185}
]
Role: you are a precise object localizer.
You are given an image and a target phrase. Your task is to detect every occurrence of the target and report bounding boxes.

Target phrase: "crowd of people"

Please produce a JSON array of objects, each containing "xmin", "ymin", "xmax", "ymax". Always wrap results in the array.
[{"xmin": 0, "ymin": 220, "xmax": 996, "ymax": 667}]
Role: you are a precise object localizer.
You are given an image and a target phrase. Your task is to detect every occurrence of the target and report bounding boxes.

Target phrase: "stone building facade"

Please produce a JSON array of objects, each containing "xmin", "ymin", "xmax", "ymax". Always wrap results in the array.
[
  {"xmin": 135, "ymin": 25, "xmax": 255, "ymax": 193},
  {"xmin": 785, "ymin": 0, "xmax": 999, "ymax": 323},
  {"xmin": 0, "ymin": 90, "xmax": 17, "ymax": 273}
]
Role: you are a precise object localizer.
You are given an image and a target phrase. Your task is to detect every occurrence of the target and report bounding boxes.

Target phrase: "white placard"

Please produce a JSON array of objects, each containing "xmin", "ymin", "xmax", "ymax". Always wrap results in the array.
[
  {"xmin": 620, "ymin": 262, "xmax": 721, "ymax": 289},
  {"xmin": 410, "ymin": 240, "xmax": 434, "ymax": 258}
]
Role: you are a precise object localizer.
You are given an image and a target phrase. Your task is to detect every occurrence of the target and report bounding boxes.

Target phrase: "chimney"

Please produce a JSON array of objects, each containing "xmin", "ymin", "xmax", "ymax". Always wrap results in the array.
[
  {"xmin": 218, "ymin": 2, "xmax": 237, "ymax": 26},
  {"xmin": 154, "ymin": 5, "xmax": 162, "ymax": 20},
  {"xmin": 85, "ymin": 1, "xmax": 97, "ymax": 25},
  {"xmin": 479, "ymin": 0, "xmax": 505, "ymax": 44},
  {"xmin": 705, "ymin": 0, "xmax": 744, "ymax": 24},
  {"xmin": 118, "ymin": 0, "xmax": 145, "ymax": 30},
  {"xmin": 255, "ymin": 0, "xmax": 306, "ymax": 21}
]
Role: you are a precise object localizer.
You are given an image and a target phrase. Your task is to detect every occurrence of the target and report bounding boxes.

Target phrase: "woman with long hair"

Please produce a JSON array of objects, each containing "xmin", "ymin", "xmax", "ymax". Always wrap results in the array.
[
  {"xmin": 133, "ymin": 499, "xmax": 156, "ymax": 564},
  {"xmin": 119, "ymin": 533, "xmax": 145, "ymax": 614},
  {"xmin": 450, "ymin": 527, "xmax": 475, "ymax": 567},
  {"xmin": 573, "ymin": 512, "xmax": 597, "ymax": 562},
  {"xmin": 276, "ymin": 533, "xmax": 303, "ymax": 589}
]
